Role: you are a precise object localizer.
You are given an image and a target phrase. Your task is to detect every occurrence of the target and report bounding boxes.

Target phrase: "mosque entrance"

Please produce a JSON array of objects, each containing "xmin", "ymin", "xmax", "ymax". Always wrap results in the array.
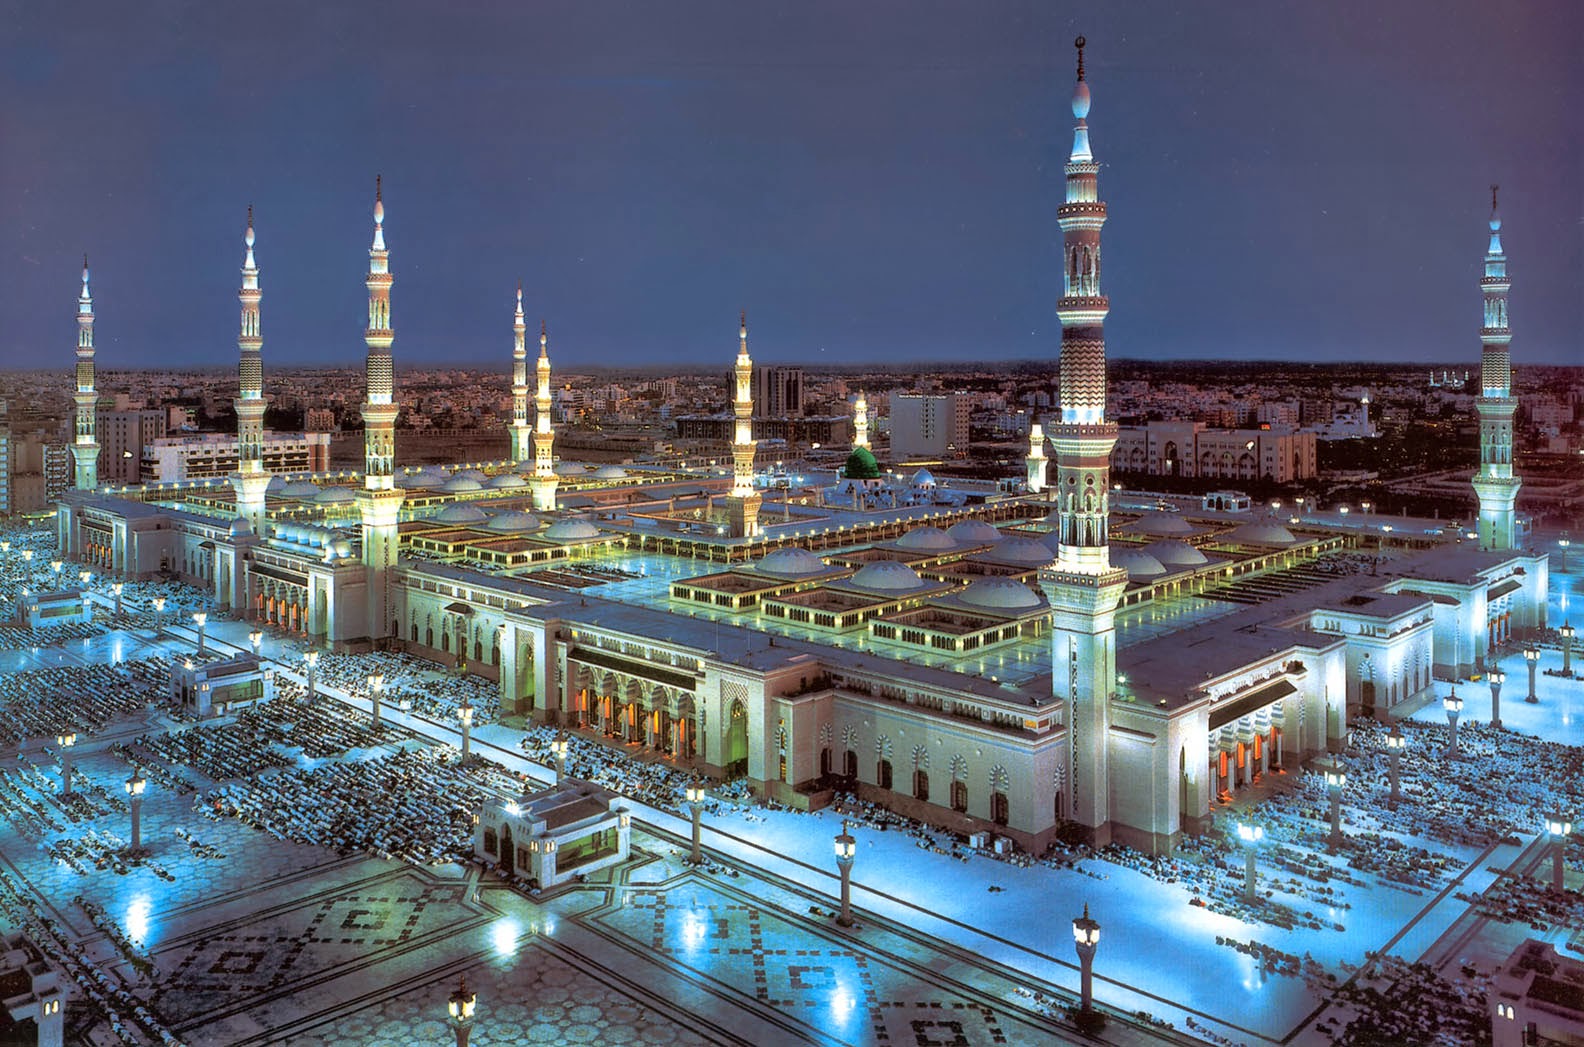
[
  {"xmin": 1360, "ymin": 679, "xmax": 1377, "ymax": 718},
  {"xmin": 725, "ymin": 700, "xmax": 748, "ymax": 777},
  {"xmin": 501, "ymin": 824, "xmax": 515, "ymax": 874}
]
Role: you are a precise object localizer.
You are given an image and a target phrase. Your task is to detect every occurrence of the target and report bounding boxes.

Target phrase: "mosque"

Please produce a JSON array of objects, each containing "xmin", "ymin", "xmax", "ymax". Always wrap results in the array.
[{"xmin": 53, "ymin": 40, "xmax": 1548, "ymax": 855}]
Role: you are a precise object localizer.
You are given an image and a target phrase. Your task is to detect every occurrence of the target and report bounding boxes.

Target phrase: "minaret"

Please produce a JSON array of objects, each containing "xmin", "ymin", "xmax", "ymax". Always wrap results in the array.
[
  {"xmin": 852, "ymin": 390, "xmax": 870, "ymax": 449},
  {"xmin": 355, "ymin": 177, "xmax": 405, "ymax": 642},
  {"xmin": 232, "ymin": 206, "xmax": 271, "ymax": 538},
  {"xmin": 1471, "ymin": 185, "xmax": 1521, "ymax": 551},
  {"xmin": 1026, "ymin": 422, "xmax": 1048, "ymax": 493},
  {"xmin": 530, "ymin": 318, "xmax": 559, "ymax": 511},
  {"xmin": 71, "ymin": 256, "xmax": 100, "ymax": 491},
  {"xmin": 1037, "ymin": 37, "xmax": 1130, "ymax": 849},
  {"xmin": 726, "ymin": 311, "xmax": 762, "ymax": 537},
  {"xmin": 509, "ymin": 285, "xmax": 531, "ymax": 463}
]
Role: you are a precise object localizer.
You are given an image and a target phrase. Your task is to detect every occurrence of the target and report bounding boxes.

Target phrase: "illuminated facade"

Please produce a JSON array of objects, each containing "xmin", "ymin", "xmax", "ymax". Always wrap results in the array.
[
  {"xmin": 231, "ymin": 206, "xmax": 271, "ymax": 539},
  {"xmin": 1471, "ymin": 185, "xmax": 1522, "ymax": 551},
  {"xmin": 71, "ymin": 257, "xmax": 99, "ymax": 492},
  {"xmin": 852, "ymin": 390, "xmax": 870, "ymax": 450},
  {"xmin": 726, "ymin": 312, "xmax": 761, "ymax": 537}
]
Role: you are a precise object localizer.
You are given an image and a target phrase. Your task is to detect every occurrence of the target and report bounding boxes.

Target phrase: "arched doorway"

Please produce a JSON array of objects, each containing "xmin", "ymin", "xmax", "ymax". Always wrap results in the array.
[
  {"xmin": 725, "ymin": 699, "xmax": 748, "ymax": 777},
  {"xmin": 501, "ymin": 824, "xmax": 515, "ymax": 875}
]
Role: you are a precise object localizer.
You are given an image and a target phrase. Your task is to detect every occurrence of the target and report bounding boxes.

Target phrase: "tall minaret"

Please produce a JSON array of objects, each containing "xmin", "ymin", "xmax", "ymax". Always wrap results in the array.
[
  {"xmin": 71, "ymin": 256, "xmax": 100, "ymax": 491},
  {"xmin": 232, "ymin": 206, "xmax": 271, "ymax": 538},
  {"xmin": 509, "ymin": 285, "xmax": 531, "ymax": 463},
  {"xmin": 530, "ymin": 318, "xmax": 558, "ymax": 511},
  {"xmin": 1471, "ymin": 185, "xmax": 1521, "ymax": 551},
  {"xmin": 726, "ymin": 311, "xmax": 762, "ymax": 537},
  {"xmin": 852, "ymin": 390, "xmax": 870, "ymax": 449},
  {"xmin": 355, "ymin": 177, "xmax": 405, "ymax": 642},
  {"xmin": 1037, "ymin": 37, "xmax": 1129, "ymax": 849},
  {"xmin": 1026, "ymin": 422, "xmax": 1048, "ymax": 494}
]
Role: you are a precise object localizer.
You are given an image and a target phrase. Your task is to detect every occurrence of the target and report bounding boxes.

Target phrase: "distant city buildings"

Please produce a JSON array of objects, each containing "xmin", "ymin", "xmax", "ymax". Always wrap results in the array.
[
  {"xmin": 1112, "ymin": 421, "xmax": 1317, "ymax": 483},
  {"xmin": 100, "ymin": 408, "xmax": 168, "ymax": 484},
  {"xmin": 142, "ymin": 431, "xmax": 330, "ymax": 482},
  {"xmin": 751, "ymin": 365, "xmax": 805, "ymax": 418},
  {"xmin": 890, "ymin": 392, "xmax": 970, "ymax": 460}
]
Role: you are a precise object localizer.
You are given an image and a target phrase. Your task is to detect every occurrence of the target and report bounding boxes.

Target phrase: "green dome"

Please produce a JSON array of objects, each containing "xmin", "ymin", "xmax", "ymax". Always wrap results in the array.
[{"xmin": 843, "ymin": 446, "xmax": 882, "ymax": 481}]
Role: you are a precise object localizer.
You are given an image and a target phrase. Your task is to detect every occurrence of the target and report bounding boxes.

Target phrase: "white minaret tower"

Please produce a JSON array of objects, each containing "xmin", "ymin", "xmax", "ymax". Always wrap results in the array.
[
  {"xmin": 1471, "ymin": 185, "xmax": 1521, "ymax": 551},
  {"xmin": 852, "ymin": 390, "xmax": 870, "ymax": 449},
  {"xmin": 509, "ymin": 284, "xmax": 531, "ymax": 463},
  {"xmin": 232, "ymin": 206, "xmax": 271, "ymax": 539},
  {"xmin": 531, "ymin": 318, "xmax": 558, "ymax": 512},
  {"xmin": 71, "ymin": 256, "xmax": 100, "ymax": 491},
  {"xmin": 1037, "ymin": 37, "xmax": 1129, "ymax": 849},
  {"xmin": 1026, "ymin": 422, "xmax": 1048, "ymax": 493},
  {"xmin": 726, "ymin": 311, "xmax": 762, "ymax": 537},
  {"xmin": 355, "ymin": 177, "xmax": 405, "ymax": 642}
]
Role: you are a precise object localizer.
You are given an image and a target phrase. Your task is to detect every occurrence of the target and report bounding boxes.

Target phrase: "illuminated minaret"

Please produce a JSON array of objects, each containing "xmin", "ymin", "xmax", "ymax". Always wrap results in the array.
[
  {"xmin": 71, "ymin": 256, "xmax": 100, "ymax": 491},
  {"xmin": 852, "ymin": 390, "xmax": 870, "ymax": 449},
  {"xmin": 1471, "ymin": 185, "xmax": 1521, "ymax": 551},
  {"xmin": 509, "ymin": 285, "xmax": 531, "ymax": 463},
  {"xmin": 530, "ymin": 318, "xmax": 558, "ymax": 511},
  {"xmin": 1026, "ymin": 422, "xmax": 1048, "ymax": 494},
  {"xmin": 231, "ymin": 206, "xmax": 271, "ymax": 538},
  {"xmin": 1037, "ymin": 37, "xmax": 1129, "ymax": 848},
  {"xmin": 726, "ymin": 311, "xmax": 761, "ymax": 537},
  {"xmin": 355, "ymin": 177, "xmax": 405, "ymax": 642}
]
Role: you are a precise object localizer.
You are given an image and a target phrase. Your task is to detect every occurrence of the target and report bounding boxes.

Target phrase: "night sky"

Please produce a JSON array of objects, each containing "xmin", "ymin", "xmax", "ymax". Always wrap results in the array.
[{"xmin": 3, "ymin": 1, "xmax": 1579, "ymax": 370}]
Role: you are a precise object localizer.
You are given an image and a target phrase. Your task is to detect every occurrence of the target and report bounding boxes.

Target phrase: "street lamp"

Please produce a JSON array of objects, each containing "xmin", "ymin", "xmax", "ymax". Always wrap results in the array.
[
  {"xmin": 1560, "ymin": 536, "xmax": 1572, "ymax": 573},
  {"xmin": 1384, "ymin": 725, "xmax": 1407, "ymax": 807},
  {"xmin": 368, "ymin": 673, "xmax": 383, "ymax": 729},
  {"xmin": 304, "ymin": 650, "xmax": 319, "ymax": 700},
  {"xmin": 446, "ymin": 976, "xmax": 477, "ymax": 1047},
  {"xmin": 1524, "ymin": 646, "xmax": 1540, "ymax": 703},
  {"xmin": 834, "ymin": 821, "xmax": 857, "ymax": 927},
  {"xmin": 111, "ymin": 582, "xmax": 123, "ymax": 620},
  {"xmin": 1237, "ymin": 821, "xmax": 1264, "ymax": 902},
  {"xmin": 78, "ymin": 569, "xmax": 91, "ymax": 587},
  {"xmin": 193, "ymin": 611, "xmax": 208, "ymax": 655},
  {"xmin": 1322, "ymin": 758, "xmax": 1347, "ymax": 849},
  {"xmin": 1544, "ymin": 813, "xmax": 1573, "ymax": 892},
  {"xmin": 1072, "ymin": 904, "xmax": 1101, "ymax": 1025},
  {"xmin": 684, "ymin": 778, "xmax": 706, "ymax": 864},
  {"xmin": 1563, "ymin": 623, "xmax": 1575, "ymax": 677},
  {"xmin": 51, "ymin": 560, "xmax": 63, "ymax": 584},
  {"xmin": 125, "ymin": 767, "xmax": 147, "ymax": 853},
  {"xmin": 458, "ymin": 697, "xmax": 475, "ymax": 762},
  {"xmin": 550, "ymin": 733, "xmax": 569, "ymax": 784},
  {"xmin": 152, "ymin": 596, "xmax": 165, "ymax": 631},
  {"xmin": 1443, "ymin": 690, "xmax": 1464, "ymax": 756},
  {"xmin": 1488, "ymin": 668, "xmax": 1505, "ymax": 731},
  {"xmin": 56, "ymin": 731, "xmax": 77, "ymax": 797},
  {"xmin": 249, "ymin": 630, "xmax": 263, "ymax": 659}
]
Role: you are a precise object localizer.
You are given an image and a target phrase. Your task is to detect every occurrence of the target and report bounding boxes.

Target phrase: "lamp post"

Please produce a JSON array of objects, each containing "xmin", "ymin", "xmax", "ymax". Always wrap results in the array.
[
  {"xmin": 685, "ymin": 779, "xmax": 706, "ymax": 864},
  {"xmin": 51, "ymin": 560, "xmax": 63, "ymax": 585},
  {"xmin": 1443, "ymin": 690, "xmax": 1464, "ymax": 756},
  {"xmin": 368, "ymin": 673, "xmax": 383, "ymax": 729},
  {"xmin": 56, "ymin": 731, "xmax": 77, "ymax": 797},
  {"xmin": 79, "ymin": 569, "xmax": 91, "ymax": 588},
  {"xmin": 1560, "ymin": 536, "xmax": 1572, "ymax": 573},
  {"xmin": 551, "ymin": 733, "xmax": 569, "ymax": 785},
  {"xmin": 446, "ymin": 976, "xmax": 477, "ymax": 1047},
  {"xmin": 834, "ymin": 821, "xmax": 857, "ymax": 927},
  {"xmin": 304, "ymin": 650, "xmax": 319, "ymax": 701},
  {"xmin": 1384, "ymin": 724, "xmax": 1407, "ymax": 807},
  {"xmin": 1072, "ymin": 904, "xmax": 1101, "ymax": 1024},
  {"xmin": 111, "ymin": 582, "xmax": 123, "ymax": 620},
  {"xmin": 193, "ymin": 611, "xmax": 207, "ymax": 655},
  {"xmin": 1237, "ymin": 821, "xmax": 1264, "ymax": 902},
  {"xmin": 249, "ymin": 629, "xmax": 263, "ymax": 660},
  {"xmin": 1563, "ymin": 623, "xmax": 1575, "ymax": 677},
  {"xmin": 152, "ymin": 596, "xmax": 165, "ymax": 632},
  {"xmin": 1524, "ymin": 646, "xmax": 1540, "ymax": 702},
  {"xmin": 1544, "ymin": 813, "xmax": 1573, "ymax": 892},
  {"xmin": 1322, "ymin": 759, "xmax": 1347, "ymax": 850},
  {"xmin": 125, "ymin": 767, "xmax": 146, "ymax": 853},
  {"xmin": 458, "ymin": 697, "xmax": 474, "ymax": 762},
  {"xmin": 1487, "ymin": 668, "xmax": 1505, "ymax": 731}
]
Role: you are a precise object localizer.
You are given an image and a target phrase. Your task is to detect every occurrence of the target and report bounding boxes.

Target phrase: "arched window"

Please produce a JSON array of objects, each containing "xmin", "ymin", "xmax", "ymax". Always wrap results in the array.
[
  {"xmin": 843, "ymin": 750, "xmax": 858, "ymax": 779},
  {"xmin": 950, "ymin": 780, "xmax": 968, "ymax": 813},
  {"xmin": 820, "ymin": 747, "xmax": 831, "ymax": 777},
  {"xmin": 876, "ymin": 759, "xmax": 893, "ymax": 791},
  {"xmin": 913, "ymin": 769, "xmax": 929, "ymax": 801},
  {"xmin": 991, "ymin": 791, "xmax": 1009, "ymax": 825}
]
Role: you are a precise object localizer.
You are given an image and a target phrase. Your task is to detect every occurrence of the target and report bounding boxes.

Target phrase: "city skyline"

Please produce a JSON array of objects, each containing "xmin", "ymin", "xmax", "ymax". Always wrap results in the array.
[{"xmin": 3, "ymin": 1, "xmax": 1580, "ymax": 370}]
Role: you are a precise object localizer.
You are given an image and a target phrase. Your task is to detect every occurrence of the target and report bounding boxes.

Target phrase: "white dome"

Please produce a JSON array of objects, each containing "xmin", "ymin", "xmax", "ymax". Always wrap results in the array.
[
  {"xmin": 911, "ymin": 468, "xmax": 936, "ymax": 486},
  {"xmin": 991, "ymin": 537, "xmax": 1057, "ymax": 567},
  {"xmin": 442, "ymin": 477, "xmax": 483, "ymax": 493},
  {"xmin": 487, "ymin": 473, "xmax": 527, "ymax": 489},
  {"xmin": 485, "ymin": 510, "xmax": 540, "ymax": 533},
  {"xmin": 554, "ymin": 462, "xmax": 587, "ymax": 476},
  {"xmin": 228, "ymin": 517, "xmax": 252, "ymax": 538},
  {"xmin": 755, "ymin": 547, "xmax": 828, "ymax": 578},
  {"xmin": 456, "ymin": 468, "xmax": 488, "ymax": 482},
  {"xmin": 397, "ymin": 472, "xmax": 442, "ymax": 489},
  {"xmin": 959, "ymin": 577, "xmax": 1043, "ymax": 611},
  {"xmin": 1039, "ymin": 530, "xmax": 1063, "ymax": 553},
  {"xmin": 895, "ymin": 526, "xmax": 956, "ymax": 552},
  {"xmin": 1228, "ymin": 522, "xmax": 1298, "ymax": 546},
  {"xmin": 593, "ymin": 465, "xmax": 628, "ymax": 480},
  {"xmin": 265, "ymin": 475, "xmax": 288, "ymax": 493},
  {"xmin": 1133, "ymin": 512, "xmax": 1195, "ymax": 536},
  {"xmin": 1144, "ymin": 539, "xmax": 1209, "ymax": 567},
  {"xmin": 849, "ymin": 560, "xmax": 926, "ymax": 592},
  {"xmin": 330, "ymin": 537, "xmax": 353, "ymax": 559},
  {"xmin": 314, "ymin": 486, "xmax": 355, "ymax": 504},
  {"xmin": 543, "ymin": 519, "xmax": 601, "ymax": 542},
  {"xmin": 1112, "ymin": 548, "xmax": 1167, "ymax": 580},
  {"xmin": 946, "ymin": 520, "xmax": 1002, "ymax": 544},
  {"xmin": 280, "ymin": 481, "xmax": 320, "ymax": 497},
  {"xmin": 432, "ymin": 503, "xmax": 488, "ymax": 524}
]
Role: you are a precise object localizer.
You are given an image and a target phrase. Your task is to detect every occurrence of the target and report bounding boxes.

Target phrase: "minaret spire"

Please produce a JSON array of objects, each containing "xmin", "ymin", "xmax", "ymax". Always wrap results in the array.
[
  {"xmin": 231, "ymin": 205, "xmax": 271, "ymax": 540},
  {"xmin": 1471, "ymin": 184, "xmax": 1521, "ymax": 551},
  {"xmin": 530, "ymin": 315, "xmax": 558, "ymax": 511},
  {"xmin": 1026, "ymin": 421, "xmax": 1048, "ymax": 494},
  {"xmin": 71, "ymin": 255, "xmax": 100, "ymax": 491},
  {"xmin": 509, "ymin": 284, "xmax": 531, "ymax": 463},
  {"xmin": 726, "ymin": 310, "xmax": 761, "ymax": 537},
  {"xmin": 852, "ymin": 389, "xmax": 870, "ymax": 450}
]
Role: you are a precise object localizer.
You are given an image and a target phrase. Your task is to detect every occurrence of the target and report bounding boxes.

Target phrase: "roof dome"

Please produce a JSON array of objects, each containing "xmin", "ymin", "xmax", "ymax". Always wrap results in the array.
[
  {"xmin": 946, "ymin": 520, "xmax": 1002, "ymax": 544},
  {"xmin": 329, "ymin": 537, "xmax": 353, "ymax": 559},
  {"xmin": 959, "ymin": 577, "xmax": 1043, "ymax": 611},
  {"xmin": 397, "ymin": 472, "xmax": 442, "ymax": 489},
  {"xmin": 442, "ymin": 477, "xmax": 484, "ymax": 493},
  {"xmin": 314, "ymin": 486, "xmax": 355, "ymax": 504},
  {"xmin": 1144, "ymin": 539, "xmax": 1209, "ymax": 567},
  {"xmin": 485, "ymin": 510, "xmax": 540, "ymax": 533},
  {"xmin": 911, "ymin": 468, "xmax": 936, "ymax": 486},
  {"xmin": 1112, "ymin": 548, "xmax": 1167, "ymax": 581},
  {"xmin": 554, "ymin": 461, "xmax": 587, "ymax": 476},
  {"xmin": 265, "ymin": 475, "xmax": 288, "ymax": 493},
  {"xmin": 456, "ymin": 468, "xmax": 488, "ymax": 482},
  {"xmin": 279, "ymin": 480, "xmax": 320, "ymax": 497},
  {"xmin": 432, "ymin": 503, "xmax": 488, "ymax": 524},
  {"xmin": 593, "ymin": 465, "xmax": 628, "ymax": 480},
  {"xmin": 1227, "ymin": 522, "xmax": 1298, "ymax": 546},
  {"xmin": 991, "ymin": 537, "xmax": 1057, "ymax": 567},
  {"xmin": 1133, "ymin": 512, "xmax": 1195, "ymax": 536},
  {"xmin": 895, "ymin": 526, "xmax": 956, "ymax": 552},
  {"xmin": 543, "ymin": 518, "xmax": 601, "ymax": 542},
  {"xmin": 228, "ymin": 517, "xmax": 252, "ymax": 538},
  {"xmin": 1039, "ymin": 529, "xmax": 1063, "ymax": 553},
  {"xmin": 849, "ymin": 560, "xmax": 926, "ymax": 592},
  {"xmin": 755, "ymin": 547, "xmax": 829, "ymax": 578},
  {"xmin": 486, "ymin": 473, "xmax": 527, "ymax": 489},
  {"xmin": 842, "ymin": 447, "xmax": 882, "ymax": 481}
]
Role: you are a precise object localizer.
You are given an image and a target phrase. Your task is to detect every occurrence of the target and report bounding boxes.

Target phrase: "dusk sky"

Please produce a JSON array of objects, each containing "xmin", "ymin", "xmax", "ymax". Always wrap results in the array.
[{"xmin": 3, "ymin": 1, "xmax": 1579, "ymax": 370}]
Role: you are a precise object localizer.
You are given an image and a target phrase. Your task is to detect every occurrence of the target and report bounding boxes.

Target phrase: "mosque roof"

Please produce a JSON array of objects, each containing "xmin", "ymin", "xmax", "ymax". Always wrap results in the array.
[
  {"xmin": 593, "ymin": 465, "xmax": 628, "ymax": 480},
  {"xmin": 847, "ymin": 560, "xmax": 928, "ymax": 593},
  {"xmin": 543, "ymin": 519, "xmax": 601, "ymax": 542},
  {"xmin": 1227, "ymin": 522, "xmax": 1298, "ymax": 545},
  {"xmin": 984, "ymin": 537, "xmax": 1056, "ymax": 568},
  {"xmin": 314, "ymin": 486, "xmax": 356, "ymax": 504},
  {"xmin": 946, "ymin": 520, "xmax": 1003, "ymax": 544},
  {"xmin": 487, "ymin": 473, "xmax": 527, "ymax": 489},
  {"xmin": 442, "ymin": 477, "xmax": 484, "ymax": 493},
  {"xmin": 1144, "ymin": 539, "xmax": 1210, "ymax": 567},
  {"xmin": 1132, "ymin": 512, "xmax": 1196, "ymax": 537},
  {"xmin": 484, "ymin": 510, "xmax": 540, "ymax": 533},
  {"xmin": 894, "ymin": 526, "xmax": 957, "ymax": 552},
  {"xmin": 1112, "ymin": 547, "xmax": 1167, "ymax": 580},
  {"xmin": 843, "ymin": 447, "xmax": 882, "ymax": 481},
  {"xmin": 957, "ymin": 577, "xmax": 1044, "ymax": 611},
  {"xmin": 432, "ymin": 503, "xmax": 489, "ymax": 524},
  {"xmin": 754, "ymin": 547, "xmax": 830, "ymax": 578}
]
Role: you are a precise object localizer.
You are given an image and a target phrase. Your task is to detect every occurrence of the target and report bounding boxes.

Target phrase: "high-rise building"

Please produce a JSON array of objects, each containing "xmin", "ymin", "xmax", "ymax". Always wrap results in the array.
[
  {"xmin": 751, "ymin": 365, "xmax": 804, "ymax": 418},
  {"xmin": 100, "ymin": 410, "xmax": 168, "ymax": 485},
  {"xmin": 890, "ymin": 392, "xmax": 970, "ymax": 460}
]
